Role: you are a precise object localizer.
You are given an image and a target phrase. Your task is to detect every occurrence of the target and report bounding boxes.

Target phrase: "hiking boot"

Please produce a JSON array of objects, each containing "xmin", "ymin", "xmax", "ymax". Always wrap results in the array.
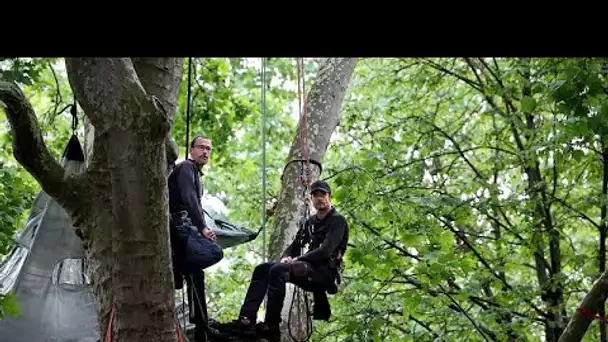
[
  {"xmin": 255, "ymin": 322, "xmax": 280, "ymax": 342},
  {"xmin": 215, "ymin": 317, "xmax": 256, "ymax": 337},
  {"xmin": 207, "ymin": 326, "xmax": 232, "ymax": 341}
]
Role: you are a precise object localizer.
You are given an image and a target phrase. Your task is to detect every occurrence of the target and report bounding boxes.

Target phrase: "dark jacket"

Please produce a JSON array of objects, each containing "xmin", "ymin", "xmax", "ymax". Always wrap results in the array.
[
  {"xmin": 168, "ymin": 159, "xmax": 207, "ymax": 230},
  {"xmin": 282, "ymin": 207, "xmax": 349, "ymax": 321},
  {"xmin": 282, "ymin": 207, "xmax": 349, "ymax": 269}
]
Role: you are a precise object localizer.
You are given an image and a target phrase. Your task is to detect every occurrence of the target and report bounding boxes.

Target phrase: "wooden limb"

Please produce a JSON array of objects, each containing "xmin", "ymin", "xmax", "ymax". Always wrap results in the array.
[
  {"xmin": 558, "ymin": 269, "xmax": 608, "ymax": 342},
  {"xmin": 65, "ymin": 58, "xmax": 169, "ymax": 139},
  {"xmin": 131, "ymin": 58, "xmax": 183, "ymax": 118},
  {"xmin": 0, "ymin": 81, "xmax": 87, "ymax": 216},
  {"xmin": 131, "ymin": 58, "xmax": 183, "ymax": 167}
]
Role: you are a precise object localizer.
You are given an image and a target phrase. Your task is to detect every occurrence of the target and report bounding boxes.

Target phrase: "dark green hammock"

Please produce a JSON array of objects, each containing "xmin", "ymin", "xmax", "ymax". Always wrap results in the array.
[{"xmin": 202, "ymin": 208, "xmax": 260, "ymax": 249}]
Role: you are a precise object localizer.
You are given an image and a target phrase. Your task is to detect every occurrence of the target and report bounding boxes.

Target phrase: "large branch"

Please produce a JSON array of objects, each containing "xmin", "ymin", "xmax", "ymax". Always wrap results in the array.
[
  {"xmin": 131, "ymin": 58, "xmax": 183, "ymax": 165},
  {"xmin": 65, "ymin": 58, "xmax": 169, "ymax": 139},
  {"xmin": 558, "ymin": 269, "xmax": 608, "ymax": 342},
  {"xmin": 0, "ymin": 81, "xmax": 87, "ymax": 215}
]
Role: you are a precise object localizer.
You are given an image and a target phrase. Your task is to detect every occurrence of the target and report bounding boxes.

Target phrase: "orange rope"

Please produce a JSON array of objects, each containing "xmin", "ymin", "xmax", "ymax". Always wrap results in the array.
[
  {"xmin": 297, "ymin": 58, "xmax": 312, "ymax": 188},
  {"xmin": 104, "ymin": 306, "xmax": 115, "ymax": 342}
]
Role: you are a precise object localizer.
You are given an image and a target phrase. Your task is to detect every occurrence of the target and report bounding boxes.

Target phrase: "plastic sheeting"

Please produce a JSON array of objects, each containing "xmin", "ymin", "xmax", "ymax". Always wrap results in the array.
[
  {"xmin": 0, "ymin": 135, "xmax": 259, "ymax": 341},
  {"xmin": 0, "ymin": 135, "xmax": 98, "ymax": 342}
]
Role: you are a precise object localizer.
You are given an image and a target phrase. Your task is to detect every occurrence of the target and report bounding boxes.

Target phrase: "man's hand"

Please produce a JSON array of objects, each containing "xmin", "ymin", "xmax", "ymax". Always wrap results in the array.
[
  {"xmin": 280, "ymin": 256, "xmax": 294, "ymax": 264},
  {"xmin": 201, "ymin": 227, "xmax": 217, "ymax": 242}
]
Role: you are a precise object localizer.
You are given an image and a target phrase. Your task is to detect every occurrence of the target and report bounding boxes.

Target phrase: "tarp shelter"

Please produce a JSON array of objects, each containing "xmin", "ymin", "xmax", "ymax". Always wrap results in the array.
[{"xmin": 0, "ymin": 135, "xmax": 259, "ymax": 341}]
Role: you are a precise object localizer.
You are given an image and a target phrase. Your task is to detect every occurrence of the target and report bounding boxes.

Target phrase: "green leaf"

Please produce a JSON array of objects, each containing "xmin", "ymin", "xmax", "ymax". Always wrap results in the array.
[
  {"xmin": 520, "ymin": 96, "xmax": 536, "ymax": 113},
  {"xmin": 0, "ymin": 293, "xmax": 20, "ymax": 318},
  {"xmin": 572, "ymin": 150, "xmax": 585, "ymax": 161}
]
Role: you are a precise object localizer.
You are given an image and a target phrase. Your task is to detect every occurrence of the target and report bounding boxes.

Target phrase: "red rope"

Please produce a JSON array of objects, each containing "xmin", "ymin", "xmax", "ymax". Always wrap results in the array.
[
  {"xmin": 104, "ymin": 306, "xmax": 116, "ymax": 342},
  {"xmin": 103, "ymin": 305, "xmax": 184, "ymax": 342},
  {"xmin": 175, "ymin": 317, "xmax": 184, "ymax": 342},
  {"xmin": 297, "ymin": 58, "xmax": 312, "ymax": 187},
  {"xmin": 577, "ymin": 306, "xmax": 608, "ymax": 324}
]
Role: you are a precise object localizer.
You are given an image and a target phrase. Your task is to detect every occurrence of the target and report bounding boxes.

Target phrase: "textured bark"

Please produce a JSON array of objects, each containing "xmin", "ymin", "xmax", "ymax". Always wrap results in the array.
[
  {"xmin": 558, "ymin": 269, "xmax": 608, "ymax": 342},
  {"xmin": 518, "ymin": 62, "xmax": 564, "ymax": 341},
  {"xmin": 266, "ymin": 58, "xmax": 358, "ymax": 342},
  {"xmin": 132, "ymin": 58, "xmax": 182, "ymax": 166},
  {"xmin": 0, "ymin": 81, "xmax": 90, "ymax": 223},
  {"xmin": 2, "ymin": 57, "xmax": 184, "ymax": 342}
]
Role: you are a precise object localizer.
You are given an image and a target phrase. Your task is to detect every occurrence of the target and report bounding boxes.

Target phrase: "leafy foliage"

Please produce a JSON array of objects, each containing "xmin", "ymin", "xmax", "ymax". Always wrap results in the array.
[
  {"xmin": 3, "ymin": 57, "xmax": 608, "ymax": 342},
  {"xmin": 0, "ymin": 293, "xmax": 20, "ymax": 319},
  {"xmin": 170, "ymin": 57, "xmax": 322, "ymax": 321},
  {"xmin": 314, "ymin": 57, "xmax": 608, "ymax": 342}
]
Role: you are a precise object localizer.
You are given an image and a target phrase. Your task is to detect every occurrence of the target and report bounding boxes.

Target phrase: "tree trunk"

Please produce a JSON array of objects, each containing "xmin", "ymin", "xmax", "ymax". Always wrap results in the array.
[
  {"xmin": 266, "ymin": 58, "xmax": 358, "ymax": 342},
  {"xmin": 558, "ymin": 269, "xmax": 608, "ymax": 342},
  {"xmin": 1, "ymin": 57, "xmax": 184, "ymax": 342},
  {"xmin": 68, "ymin": 58, "xmax": 183, "ymax": 342}
]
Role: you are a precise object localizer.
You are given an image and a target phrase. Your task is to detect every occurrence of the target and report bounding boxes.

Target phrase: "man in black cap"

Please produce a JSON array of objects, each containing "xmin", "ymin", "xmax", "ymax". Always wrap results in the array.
[{"xmin": 216, "ymin": 180, "xmax": 349, "ymax": 341}]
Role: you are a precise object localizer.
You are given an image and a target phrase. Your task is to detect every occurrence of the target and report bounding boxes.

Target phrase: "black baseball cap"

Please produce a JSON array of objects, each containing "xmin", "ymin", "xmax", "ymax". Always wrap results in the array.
[{"xmin": 310, "ymin": 180, "xmax": 331, "ymax": 194}]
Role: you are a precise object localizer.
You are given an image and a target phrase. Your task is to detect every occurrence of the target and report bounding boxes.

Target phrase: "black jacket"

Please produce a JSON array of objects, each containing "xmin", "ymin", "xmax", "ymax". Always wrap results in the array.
[
  {"xmin": 282, "ymin": 207, "xmax": 349, "ymax": 321},
  {"xmin": 168, "ymin": 159, "xmax": 207, "ymax": 230},
  {"xmin": 282, "ymin": 207, "xmax": 349, "ymax": 269}
]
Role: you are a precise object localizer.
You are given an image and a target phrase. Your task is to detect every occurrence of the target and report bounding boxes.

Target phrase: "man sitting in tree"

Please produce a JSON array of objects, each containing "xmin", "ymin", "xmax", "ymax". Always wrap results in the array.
[
  {"xmin": 168, "ymin": 136, "xmax": 224, "ymax": 342},
  {"xmin": 216, "ymin": 180, "xmax": 349, "ymax": 341}
]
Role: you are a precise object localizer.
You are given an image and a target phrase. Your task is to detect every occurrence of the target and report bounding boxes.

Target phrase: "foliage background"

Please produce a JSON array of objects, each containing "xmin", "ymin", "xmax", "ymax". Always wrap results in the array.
[{"xmin": 2, "ymin": 57, "xmax": 608, "ymax": 341}]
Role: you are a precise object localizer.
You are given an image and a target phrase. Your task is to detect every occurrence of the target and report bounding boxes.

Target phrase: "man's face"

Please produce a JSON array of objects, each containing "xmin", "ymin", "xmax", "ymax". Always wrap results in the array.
[
  {"xmin": 190, "ymin": 138, "xmax": 212, "ymax": 166},
  {"xmin": 311, "ymin": 190, "xmax": 331, "ymax": 211}
]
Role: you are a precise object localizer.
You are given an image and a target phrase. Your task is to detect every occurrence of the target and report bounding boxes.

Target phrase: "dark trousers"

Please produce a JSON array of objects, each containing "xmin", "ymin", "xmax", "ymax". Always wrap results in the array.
[
  {"xmin": 170, "ymin": 213, "xmax": 224, "ymax": 342},
  {"xmin": 170, "ymin": 212, "xmax": 224, "ymax": 274},
  {"xmin": 186, "ymin": 271, "xmax": 209, "ymax": 342},
  {"xmin": 239, "ymin": 261, "xmax": 332, "ymax": 325}
]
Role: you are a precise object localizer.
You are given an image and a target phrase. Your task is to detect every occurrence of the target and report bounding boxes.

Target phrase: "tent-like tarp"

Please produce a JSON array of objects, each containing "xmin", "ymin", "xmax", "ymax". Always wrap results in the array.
[{"xmin": 0, "ymin": 135, "xmax": 258, "ymax": 341}]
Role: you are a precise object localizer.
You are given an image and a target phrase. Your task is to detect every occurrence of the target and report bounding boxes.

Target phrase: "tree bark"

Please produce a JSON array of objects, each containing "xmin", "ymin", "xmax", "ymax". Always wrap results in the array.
[
  {"xmin": 67, "ymin": 57, "xmax": 183, "ymax": 342},
  {"xmin": 265, "ymin": 58, "xmax": 358, "ymax": 342},
  {"xmin": 1, "ymin": 57, "xmax": 184, "ymax": 342},
  {"xmin": 558, "ymin": 269, "xmax": 608, "ymax": 342}
]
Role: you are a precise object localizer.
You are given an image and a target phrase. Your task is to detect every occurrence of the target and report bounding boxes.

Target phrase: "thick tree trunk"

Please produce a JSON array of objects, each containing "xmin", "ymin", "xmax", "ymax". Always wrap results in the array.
[
  {"xmin": 1, "ymin": 57, "xmax": 184, "ymax": 342},
  {"xmin": 266, "ymin": 58, "xmax": 358, "ymax": 342},
  {"xmin": 66, "ymin": 58, "xmax": 184, "ymax": 342}
]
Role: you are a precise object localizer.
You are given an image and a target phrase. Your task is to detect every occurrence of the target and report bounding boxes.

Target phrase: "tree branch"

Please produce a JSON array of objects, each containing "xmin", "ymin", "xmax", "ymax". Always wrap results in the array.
[
  {"xmin": 65, "ymin": 58, "xmax": 168, "ymax": 139},
  {"xmin": 0, "ymin": 81, "xmax": 87, "ymax": 216},
  {"xmin": 558, "ymin": 269, "xmax": 608, "ymax": 342}
]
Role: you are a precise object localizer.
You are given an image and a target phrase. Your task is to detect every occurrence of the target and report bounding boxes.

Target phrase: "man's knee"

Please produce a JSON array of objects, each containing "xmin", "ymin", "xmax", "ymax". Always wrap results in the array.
[
  {"xmin": 268, "ymin": 262, "xmax": 290, "ymax": 279},
  {"xmin": 185, "ymin": 238, "xmax": 224, "ymax": 270},
  {"xmin": 208, "ymin": 243, "xmax": 224, "ymax": 266},
  {"xmin": 252, "ymin": 261, "xmax": 274, "ymax": 276}
]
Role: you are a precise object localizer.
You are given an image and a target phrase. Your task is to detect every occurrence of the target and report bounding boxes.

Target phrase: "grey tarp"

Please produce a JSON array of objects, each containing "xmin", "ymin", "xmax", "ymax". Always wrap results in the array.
[{"xmin": 0, "ymin": 135, "xmax": 259, "ymax": 341}]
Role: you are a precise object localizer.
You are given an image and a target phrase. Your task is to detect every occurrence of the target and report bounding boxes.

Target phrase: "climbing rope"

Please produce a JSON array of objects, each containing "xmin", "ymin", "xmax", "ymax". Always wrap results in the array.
[
  {"xmin": 296, "ymin": 58, "xmax": 312, "ymax": 188},
  {"xmin": 184, "ymin": 57, "xmax": 193, "ymax": 160},
  {"xmin": 287, "ymin": 57, "xmax": 314, "ymax": 342}
]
